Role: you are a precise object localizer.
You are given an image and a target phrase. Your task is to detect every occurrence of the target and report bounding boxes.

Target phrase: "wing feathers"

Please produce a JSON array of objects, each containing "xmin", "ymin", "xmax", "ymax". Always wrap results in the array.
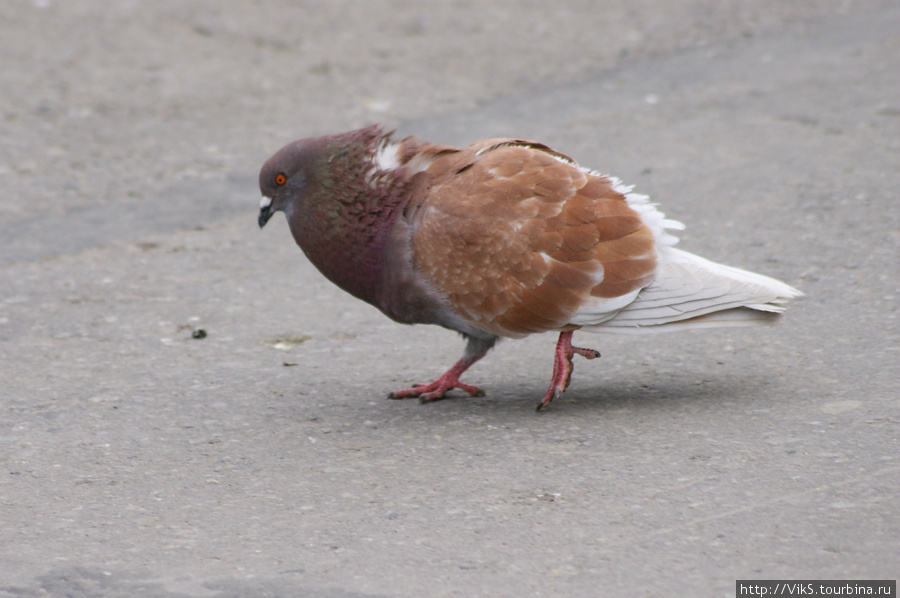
[{"xmin": 412, "ymin": 141, "xmax": 660, "ymax": 337}]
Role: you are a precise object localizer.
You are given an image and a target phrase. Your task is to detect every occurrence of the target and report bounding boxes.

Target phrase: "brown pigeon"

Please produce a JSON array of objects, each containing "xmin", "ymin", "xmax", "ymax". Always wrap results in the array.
[{"xmin": 258, "ymin": 125, "xmax": 801, "ymax": 410}]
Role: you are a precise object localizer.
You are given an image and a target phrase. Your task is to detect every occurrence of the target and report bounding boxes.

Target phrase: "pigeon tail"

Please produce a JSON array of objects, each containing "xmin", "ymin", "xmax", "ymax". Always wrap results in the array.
[{"xmin": 591, "ymin": 247, "xmax": 803, "ymax": 333}]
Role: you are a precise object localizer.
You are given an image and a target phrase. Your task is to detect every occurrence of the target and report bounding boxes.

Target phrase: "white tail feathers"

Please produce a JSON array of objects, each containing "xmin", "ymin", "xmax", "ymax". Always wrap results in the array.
[{"xmin": 590, "ymin": 247, "xmax": 802, "ymax": 334}]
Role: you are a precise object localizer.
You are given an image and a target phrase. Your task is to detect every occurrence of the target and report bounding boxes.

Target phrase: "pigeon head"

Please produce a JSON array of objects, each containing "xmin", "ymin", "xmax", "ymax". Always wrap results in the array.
[{"xmin": 257, "ymin": 136, "xmax": 324, "ymax": 229}]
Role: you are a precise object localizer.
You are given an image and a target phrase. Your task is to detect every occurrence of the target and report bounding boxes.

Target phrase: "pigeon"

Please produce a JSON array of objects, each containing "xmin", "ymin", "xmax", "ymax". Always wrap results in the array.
[{"xmin": 258, "ymin": 125, "xmax": 801, "ymax": 410}]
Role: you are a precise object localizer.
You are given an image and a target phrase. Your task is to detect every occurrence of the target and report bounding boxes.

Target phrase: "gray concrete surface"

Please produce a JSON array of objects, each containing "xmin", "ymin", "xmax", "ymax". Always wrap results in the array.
[{"xmin": 1, "ymin": 1, "xmax": 898, "ymax": 596}]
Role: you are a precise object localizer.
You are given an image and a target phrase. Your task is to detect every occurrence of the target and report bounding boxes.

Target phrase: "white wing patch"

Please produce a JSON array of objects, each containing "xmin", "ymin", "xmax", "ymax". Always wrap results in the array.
[
  {"xmin": 373, "ymin": 140, "xmax": 437, "ymax": 177},
  {"xmin": 374, "ymin": 142, "xmax": 401, "ymax": 171}
]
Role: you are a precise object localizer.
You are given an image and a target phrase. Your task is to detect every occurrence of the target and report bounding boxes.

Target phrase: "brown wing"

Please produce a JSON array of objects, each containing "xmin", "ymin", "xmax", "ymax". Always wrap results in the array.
[{"xmin": 409, "ymin": 141, "xmax": 658, "ymax": 338}]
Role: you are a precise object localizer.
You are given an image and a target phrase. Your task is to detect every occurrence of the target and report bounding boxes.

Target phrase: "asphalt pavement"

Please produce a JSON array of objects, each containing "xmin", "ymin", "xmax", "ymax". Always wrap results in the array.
[{"xmin": 1, "ymin": 2, "xmax": 897, "ymax": 596}]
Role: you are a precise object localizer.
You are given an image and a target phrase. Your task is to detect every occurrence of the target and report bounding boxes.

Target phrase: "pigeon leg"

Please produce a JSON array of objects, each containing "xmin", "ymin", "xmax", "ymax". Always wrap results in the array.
[
  {"xmin": 389, "ymin": 336, "xmax": 496, "ymax": 403},
  {"xmin": 536, "ymin": 331, "xmax": 600, "ymax": 411}
]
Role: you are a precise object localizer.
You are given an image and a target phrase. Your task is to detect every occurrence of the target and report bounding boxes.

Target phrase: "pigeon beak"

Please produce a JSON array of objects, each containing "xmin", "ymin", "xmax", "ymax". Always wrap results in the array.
[{"xmin": 258, "ymin": 196, "xmax": 275, "ymax": 228}]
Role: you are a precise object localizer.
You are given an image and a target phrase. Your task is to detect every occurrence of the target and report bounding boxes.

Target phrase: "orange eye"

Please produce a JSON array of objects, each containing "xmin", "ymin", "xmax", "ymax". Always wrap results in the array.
[{"xmin": 274, "ymin": 174, "xmax": 287, "ymax": 185}]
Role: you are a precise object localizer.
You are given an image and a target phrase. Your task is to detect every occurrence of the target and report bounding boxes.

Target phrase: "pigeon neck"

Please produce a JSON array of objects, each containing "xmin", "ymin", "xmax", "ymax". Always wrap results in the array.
[{"xmin": 293, "ymin": 133, "xmax": 411, "ymax": 306}]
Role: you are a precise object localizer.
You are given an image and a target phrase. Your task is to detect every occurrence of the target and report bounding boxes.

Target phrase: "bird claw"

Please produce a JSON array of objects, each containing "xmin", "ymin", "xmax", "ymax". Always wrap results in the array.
[
  {"xmin": 574, "ymin": 348, "xmax": 601, "ymax": 360},
  {"xmin": 535, "ymin": 387, "xmax": 562, "ymax": 412},
  {"xmin": 536, "ymin": 331, "xmax": 600, "ymax": 411},
  {"xmin": 389, "ymin": 378, "xmax": 485, "ymax": 402},
  {"xmin": 388, "ymin": 350, "xmax": 488, "ymax": 403}
]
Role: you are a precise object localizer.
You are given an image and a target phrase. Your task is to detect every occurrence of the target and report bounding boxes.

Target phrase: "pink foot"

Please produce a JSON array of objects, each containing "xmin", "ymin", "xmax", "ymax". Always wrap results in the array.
[
  {"xmin": 536, "ymin": 331, "xmax": 600, "ymax": 411},
  {"xmin": 388, "ymin": 349, "xmax": 489, "ymax": 403},
  {"xmin": 389, "ymin": 375, "xmax": 485, "ymax": 403}
]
